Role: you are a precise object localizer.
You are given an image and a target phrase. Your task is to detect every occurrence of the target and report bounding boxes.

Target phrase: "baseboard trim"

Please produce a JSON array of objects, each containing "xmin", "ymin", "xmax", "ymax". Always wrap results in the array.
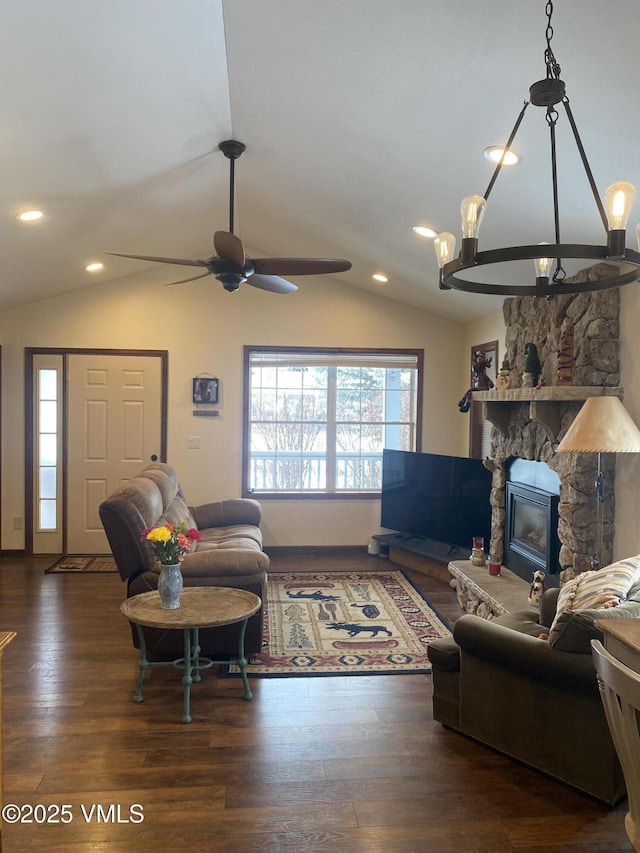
[{"xmin": 264, "ymin": 545, "xmax": 368, "ymax": 559}]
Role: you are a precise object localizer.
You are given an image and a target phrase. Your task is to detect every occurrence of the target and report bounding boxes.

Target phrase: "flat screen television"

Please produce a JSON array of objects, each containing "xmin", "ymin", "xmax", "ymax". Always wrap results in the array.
[{"xmin": 381, "ymin": 449, "xmax": 492, "ymax": 551}]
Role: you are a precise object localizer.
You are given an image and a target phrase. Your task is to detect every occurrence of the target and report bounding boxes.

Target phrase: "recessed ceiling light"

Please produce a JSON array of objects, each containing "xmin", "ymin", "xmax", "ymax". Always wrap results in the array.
[
  {"xmin": 16, "ymin": 209, "xmax": 44, "ymax": 222},
  {"xmin": 85, "ymin": 262, "xmax": 104, "ymax": 272},
  {"xmin": 372, "ymin": 273, "xmax": 388, "ymax": 283},
  {"xmin": 412, "ymin": 225, "xmax": 439, "ymax": 239},
  {"xmin": 483, "ymin": 146, "xmax": 521, "ymax": 166}
]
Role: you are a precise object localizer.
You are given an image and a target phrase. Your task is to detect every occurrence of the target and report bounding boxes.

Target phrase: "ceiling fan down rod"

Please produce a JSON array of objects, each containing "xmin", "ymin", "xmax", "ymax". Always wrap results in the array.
[{"xmin": 218, "ymin": 140, "xmax": 246, "ymax": 235}]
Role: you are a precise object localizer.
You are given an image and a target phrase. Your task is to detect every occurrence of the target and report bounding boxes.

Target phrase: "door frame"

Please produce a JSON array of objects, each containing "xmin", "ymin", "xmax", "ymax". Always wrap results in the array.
[{"xmin": 25, "ymin": 347, "xmax": 168, "ymax": 557}]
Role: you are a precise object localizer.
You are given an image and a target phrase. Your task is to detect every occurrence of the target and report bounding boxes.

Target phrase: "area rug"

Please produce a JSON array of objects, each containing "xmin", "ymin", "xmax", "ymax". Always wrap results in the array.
[
  {"xmin": 46, "ymin": 556, "xmax": 118, "ymax": 574},
  {"xmin": 225, "ymin": 569, "xmax": 451, "ymax": 678}
]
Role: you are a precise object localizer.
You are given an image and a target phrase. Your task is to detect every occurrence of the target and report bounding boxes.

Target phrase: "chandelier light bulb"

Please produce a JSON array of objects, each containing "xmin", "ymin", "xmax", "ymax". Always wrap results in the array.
[
  {"xmin": 460, "ymin": 195, "xmax": 487, "ymax": 239},
  {"xmin": 605, "ymin": 182, "xmax": 636, "ymax": 231},
  {"xmin": 434, "ymin": 232, "xmax": 457, "ymax": 268},
  {"xmin": 534, "ymin": 242, "xmax": 552, "ymax": 278}
]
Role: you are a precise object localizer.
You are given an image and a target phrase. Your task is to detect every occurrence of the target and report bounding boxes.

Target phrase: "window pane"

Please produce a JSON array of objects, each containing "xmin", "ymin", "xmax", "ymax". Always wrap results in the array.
[
  {"xmin": 336, "ymin": 389, "xmax": 361, "ymax": 421},
  {"xmin": 39, "ymin": 369, "xmax": 57, "ymax": 401},
  {"xmin": 39, "ymin": 500, "xmax": 57, "ymax": 530},
  {"xmin": 40, "ymin": 467, "xmax": 57, "ymax": 499},
  {"xmin": 39, "ymin": 434, "xmax": 57, "ymax": 466},
  {"xmin": 39, "ymin": 401, "xmax": 57, "ymax": 433},
  {"xmin": 361, "ymin": 390, "xmax": 383, "ymax": 422}
]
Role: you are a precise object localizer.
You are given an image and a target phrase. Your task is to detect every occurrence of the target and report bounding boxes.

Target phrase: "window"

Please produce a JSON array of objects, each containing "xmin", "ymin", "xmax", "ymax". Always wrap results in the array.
[
  {"xmin": 37, "ymin": 367, "xmax": 59, "ymax": 530},
  {"xmin": 243, "ymin": 347, "xmax": 423, "ymax": 497}
]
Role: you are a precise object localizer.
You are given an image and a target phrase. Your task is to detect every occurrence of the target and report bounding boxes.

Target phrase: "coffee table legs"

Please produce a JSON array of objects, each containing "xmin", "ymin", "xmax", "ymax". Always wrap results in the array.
[{"xmin": 130, "ymin": 621, "xmax": 253, "ymax": 721}]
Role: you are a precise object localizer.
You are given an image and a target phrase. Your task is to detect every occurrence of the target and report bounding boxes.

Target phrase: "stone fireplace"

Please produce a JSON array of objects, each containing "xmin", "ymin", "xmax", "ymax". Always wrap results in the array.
[{"xmin": 475, "ymin": 265, "xmax": 622, "ymax": 584}]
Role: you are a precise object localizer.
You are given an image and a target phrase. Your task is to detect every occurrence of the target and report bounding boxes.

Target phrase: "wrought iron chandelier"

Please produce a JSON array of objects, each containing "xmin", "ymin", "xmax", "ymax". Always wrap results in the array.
[{"xmin": 434, "ymin": 2, "xmax": 640, "ymax": 297}]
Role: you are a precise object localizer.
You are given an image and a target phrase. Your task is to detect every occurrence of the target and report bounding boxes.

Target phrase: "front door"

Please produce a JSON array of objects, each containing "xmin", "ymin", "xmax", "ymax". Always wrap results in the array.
[{"xmin": 66, "ymin": 353, "xmax": 164, "ymax": 554}]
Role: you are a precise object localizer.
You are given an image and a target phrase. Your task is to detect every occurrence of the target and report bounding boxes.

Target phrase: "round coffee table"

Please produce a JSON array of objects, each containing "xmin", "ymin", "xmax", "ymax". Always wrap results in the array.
[{"xmin": 121, "ymin": 587, "xmax": 262, "ymax": 723}]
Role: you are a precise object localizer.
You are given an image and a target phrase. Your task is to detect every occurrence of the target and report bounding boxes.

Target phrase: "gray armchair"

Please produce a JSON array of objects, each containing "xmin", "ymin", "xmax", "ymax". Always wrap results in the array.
[{"xmin": 99, "ymin": 462, "xmax": 268, "ymax": 660}]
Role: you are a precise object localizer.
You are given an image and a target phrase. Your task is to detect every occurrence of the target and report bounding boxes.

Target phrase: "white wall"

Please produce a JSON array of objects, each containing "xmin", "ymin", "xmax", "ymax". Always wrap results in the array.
[{"xmin": 0, "ymin": 271, "xmax": 465, "ymax": 549}]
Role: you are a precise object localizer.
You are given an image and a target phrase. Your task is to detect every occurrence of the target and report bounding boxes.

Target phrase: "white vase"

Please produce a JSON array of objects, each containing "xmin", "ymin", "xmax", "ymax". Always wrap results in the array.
[{"xmin": 157, "ymin": 562, "xmax": 183, "ymax": 609}]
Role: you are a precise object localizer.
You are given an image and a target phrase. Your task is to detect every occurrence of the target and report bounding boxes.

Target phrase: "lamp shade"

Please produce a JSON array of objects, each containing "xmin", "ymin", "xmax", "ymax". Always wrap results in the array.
[{"xmin": 557, "ymin": 396, "xmax": 640, "ymax": 453}]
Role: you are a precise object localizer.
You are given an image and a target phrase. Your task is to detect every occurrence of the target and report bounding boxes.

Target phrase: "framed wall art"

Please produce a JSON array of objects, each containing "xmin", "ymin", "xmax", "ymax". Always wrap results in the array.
[{"xmin": 192, "ymin": 377, "xmax": 219, "ymax": 404}]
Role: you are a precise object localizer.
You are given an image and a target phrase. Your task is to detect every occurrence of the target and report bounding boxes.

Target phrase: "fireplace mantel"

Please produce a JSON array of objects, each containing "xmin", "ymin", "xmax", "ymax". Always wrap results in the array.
[{"xmin": 473, "ymin": 386, "xmax": 623, "ymax": 441}]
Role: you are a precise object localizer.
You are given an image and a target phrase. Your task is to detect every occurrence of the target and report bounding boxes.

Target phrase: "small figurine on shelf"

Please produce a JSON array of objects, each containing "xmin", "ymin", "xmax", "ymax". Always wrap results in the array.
[
  {"xmin": 458, "ymin": 350, "xmax": 494, "ymax": 412},
  {"xmin": 496, "ymin": 358, "xmax": 512, "ymax": 390},
  {"xmin": 522, "ymin": 342, "xmax": 541, "ymax": 388},
  {"xmin": 471, "ymin": 350, "xmax": 494, "ymax": 391}
]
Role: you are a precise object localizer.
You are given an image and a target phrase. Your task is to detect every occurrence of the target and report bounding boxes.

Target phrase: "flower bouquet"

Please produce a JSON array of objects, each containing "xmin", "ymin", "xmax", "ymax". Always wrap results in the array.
[
  {"xmin": 141, "ymin": 520, "xmax": 201, "ymax": 565},
  {"xmin": 141, "ymin": 520, "xmax": 201, "ymax": 609}
]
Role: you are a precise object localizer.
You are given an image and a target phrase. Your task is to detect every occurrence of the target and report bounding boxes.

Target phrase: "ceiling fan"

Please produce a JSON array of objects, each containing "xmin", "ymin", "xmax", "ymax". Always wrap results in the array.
[{"xmin": 106, "ymin": 140, "xmax": 352, "ymax": 294}]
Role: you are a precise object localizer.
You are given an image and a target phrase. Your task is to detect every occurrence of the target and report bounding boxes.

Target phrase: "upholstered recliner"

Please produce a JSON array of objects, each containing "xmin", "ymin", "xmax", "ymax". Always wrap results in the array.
[
  {"xmin": 428, "ymin": 562, "xmax": 640, "ymax": 805},
  {"xmin": 99, "ymin": 462, "xmax": 268, "ymax": 660}
]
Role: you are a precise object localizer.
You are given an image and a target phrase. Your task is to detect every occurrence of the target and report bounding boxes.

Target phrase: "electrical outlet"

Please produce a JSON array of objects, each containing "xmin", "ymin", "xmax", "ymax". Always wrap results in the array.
[{"xmin": 187, "ymin": 436, "xmax": 200, "ymax": 449}]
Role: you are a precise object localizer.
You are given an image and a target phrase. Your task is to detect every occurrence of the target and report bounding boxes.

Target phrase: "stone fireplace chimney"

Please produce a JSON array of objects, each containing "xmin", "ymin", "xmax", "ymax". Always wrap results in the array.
[{"xmin": 476, "ymin": 264, "xmax": 621, "ymax": 583}]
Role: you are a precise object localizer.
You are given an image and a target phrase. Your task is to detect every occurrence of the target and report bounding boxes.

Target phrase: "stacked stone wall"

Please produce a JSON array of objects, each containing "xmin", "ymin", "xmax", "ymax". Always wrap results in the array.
[{"xmin": 492, "ymin": 267, "xmax": 620, "ymax": 580}]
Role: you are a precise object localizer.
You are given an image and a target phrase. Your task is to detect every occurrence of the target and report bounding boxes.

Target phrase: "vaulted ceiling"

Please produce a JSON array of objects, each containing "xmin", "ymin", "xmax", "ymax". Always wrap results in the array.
[{"xmin": 2, "ymin": 1, "xmax": 639, "ymax": 322}]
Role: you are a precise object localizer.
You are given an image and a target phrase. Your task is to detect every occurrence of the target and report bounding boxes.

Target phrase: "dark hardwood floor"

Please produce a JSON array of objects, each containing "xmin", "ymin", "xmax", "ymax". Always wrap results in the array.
[{"xmin": 0, "ymin": 550, "xmax": 631, "ymax": 852}]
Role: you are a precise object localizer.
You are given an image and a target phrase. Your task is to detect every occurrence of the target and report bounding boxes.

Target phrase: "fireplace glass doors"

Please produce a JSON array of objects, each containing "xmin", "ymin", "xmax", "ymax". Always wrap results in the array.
[{"xmin": 504, "ymin": 481, "xmax": 560, "ymax": 583}]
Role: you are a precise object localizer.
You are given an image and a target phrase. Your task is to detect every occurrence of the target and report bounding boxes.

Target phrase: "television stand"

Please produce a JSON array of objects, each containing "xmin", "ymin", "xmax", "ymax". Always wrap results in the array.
[{"xmin": 373, "ymin": 533, "xmax": 468, "ymax": 582}]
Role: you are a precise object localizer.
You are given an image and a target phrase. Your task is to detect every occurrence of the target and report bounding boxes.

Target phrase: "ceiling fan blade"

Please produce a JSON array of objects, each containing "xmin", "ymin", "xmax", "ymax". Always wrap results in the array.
[
  {"xmin": 213, "ymin": 231, "xmax": 245, "ymax": 267},
  {"xmin": 164, "ymin": 272, "xmax": 212, "ymax": 287},
  {"xmin": 248, "ymin": 273, "xmax": 298, "ymax": 294},
  {"xmin": 105, "ymin": 251, "xmax": 207, "ymax": 268},
  {"xmin": 252, "ymin": 257, "xmax": 352, "ymax": 276}
]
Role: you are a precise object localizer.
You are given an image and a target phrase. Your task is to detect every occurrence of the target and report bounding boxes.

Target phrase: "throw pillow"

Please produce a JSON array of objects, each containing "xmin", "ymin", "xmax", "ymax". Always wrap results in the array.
[{"xmin": 548, "ymin": 556, "xmax": 640, "ymax": 652}]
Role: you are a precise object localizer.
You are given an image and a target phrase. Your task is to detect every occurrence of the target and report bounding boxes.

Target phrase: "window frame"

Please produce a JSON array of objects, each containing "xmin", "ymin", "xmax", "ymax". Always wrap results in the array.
[{"xmin": 242, "ymin": 346, "xmax": 423, "ymax": 499}]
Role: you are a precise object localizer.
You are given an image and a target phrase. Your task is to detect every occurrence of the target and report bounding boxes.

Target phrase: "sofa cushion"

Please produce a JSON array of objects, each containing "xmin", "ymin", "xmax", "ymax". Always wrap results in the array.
[{"xmin": 548, "ymin": 557, "xmax": 640, "ymax": 652}]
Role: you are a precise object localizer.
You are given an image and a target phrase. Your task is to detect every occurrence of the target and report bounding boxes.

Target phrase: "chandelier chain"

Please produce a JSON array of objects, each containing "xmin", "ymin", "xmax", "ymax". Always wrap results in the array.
[{"xmin": 544, "ymin": 1, "xmax": 561, "ymax": 80}]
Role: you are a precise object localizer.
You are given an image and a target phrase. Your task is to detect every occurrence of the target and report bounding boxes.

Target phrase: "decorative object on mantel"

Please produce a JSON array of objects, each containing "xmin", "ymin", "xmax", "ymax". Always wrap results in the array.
[
  {"xmin": 522, "ymin": 342, "xmax": 541, "ymax": 388},
  {"xmin": 193, "ymin": 375, "xmax": 219, "ymax": 405},
  {"xmin": 557, "ymin": 396, "xmax": 640, "ymax": 571},
  {"xmin": 496, "ymin": 358, "xmax": 512, "ymax": 390},
  {"xmin": 433, "ymin": 2, "xmax": 640, "ymax": 298},
  {"xmin": 458, "ymin": 348, "xmax": 494, "ymax": 413},
  {"xmin": 556, "ymin": 325, "xmax": 575, "ymax": 386}
]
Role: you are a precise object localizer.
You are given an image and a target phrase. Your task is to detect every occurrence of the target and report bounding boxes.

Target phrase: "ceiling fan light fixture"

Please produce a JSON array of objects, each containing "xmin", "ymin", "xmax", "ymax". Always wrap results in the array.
[
  {"xmin": 85, "ymin": 262, "xmax": 104, "ymax": 272},
  {"xmin": 436, "ymin": 2, "xmax": 640, "ymax": 297},
  {"xmin": 17, "ymin": 209, "xmax": 44, "ymax": 222},
  {"xmin": 372, "ymin": 273, "xmax": 388, "ymax": 283}
]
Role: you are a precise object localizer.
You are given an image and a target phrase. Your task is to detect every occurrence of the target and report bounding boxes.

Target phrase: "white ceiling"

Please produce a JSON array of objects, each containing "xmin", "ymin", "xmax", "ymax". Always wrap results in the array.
[{"xmin": 2, "ymin": 0, "xmax": 639, "ymax": 323}]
